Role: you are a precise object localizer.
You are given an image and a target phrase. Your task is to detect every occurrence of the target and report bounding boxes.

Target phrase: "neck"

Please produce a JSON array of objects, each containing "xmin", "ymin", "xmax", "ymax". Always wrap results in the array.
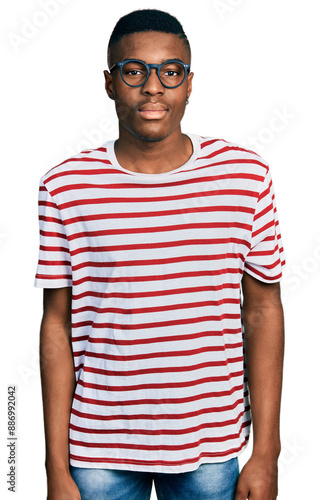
[{"xmin": 114, "ymin": 127, "xmax": 193, "ymax": 174}]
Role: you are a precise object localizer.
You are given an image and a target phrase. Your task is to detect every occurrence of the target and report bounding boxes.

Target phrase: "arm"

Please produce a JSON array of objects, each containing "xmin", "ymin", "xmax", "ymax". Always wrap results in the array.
[
  {"xmin": 235, "ymin": 272, "xmax": 284, "ymax": 500},
  {"xmin": 40, "ymin": 287, "xmax": 81, "ymax": 500}
]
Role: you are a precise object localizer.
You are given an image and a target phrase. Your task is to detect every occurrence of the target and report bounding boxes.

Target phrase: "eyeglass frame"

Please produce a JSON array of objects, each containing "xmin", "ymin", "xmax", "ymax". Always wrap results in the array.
[{"xmin": 109, "ymin": 59, "xmax": 191, "ymax": 89}]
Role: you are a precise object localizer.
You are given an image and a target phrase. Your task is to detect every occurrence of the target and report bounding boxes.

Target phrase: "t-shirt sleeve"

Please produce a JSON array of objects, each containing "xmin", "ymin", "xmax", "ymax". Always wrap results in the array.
[
  {"xmin": 34, "ymin": 180, "xmax": 72, "ymax": 288},
  {"xmin": 244, "ymin": 168, "xmax": 286, "ymax": 283}
]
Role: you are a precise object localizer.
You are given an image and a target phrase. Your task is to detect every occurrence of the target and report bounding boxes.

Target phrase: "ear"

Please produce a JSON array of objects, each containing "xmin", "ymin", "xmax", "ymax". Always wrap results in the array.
[
  {"xmin": 103, "ymin": 70, "xmax": 115, "ymax": 100},
  {"xmin": 187, "ymin": 71, "xmax": 194, "ymax": 100}
]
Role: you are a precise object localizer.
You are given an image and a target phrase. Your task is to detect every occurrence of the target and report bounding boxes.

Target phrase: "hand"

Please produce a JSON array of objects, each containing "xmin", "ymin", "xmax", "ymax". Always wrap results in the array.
[
  {"xmin": 234, "ymin": 454, "xmax": 278, "ymax": 500},
  {"xmin": 47, "ymin": 470, "xmax": 81, "ymax": 500}
]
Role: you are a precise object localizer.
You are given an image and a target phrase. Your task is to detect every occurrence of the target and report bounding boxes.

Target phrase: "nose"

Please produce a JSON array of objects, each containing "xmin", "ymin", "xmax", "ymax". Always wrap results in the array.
[{"xmin": 142, "ymin": 68, "xmax": 164, "ymax": 95}]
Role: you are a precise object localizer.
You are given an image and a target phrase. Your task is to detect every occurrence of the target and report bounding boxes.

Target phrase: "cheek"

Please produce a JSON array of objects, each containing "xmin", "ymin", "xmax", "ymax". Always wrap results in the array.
[
  {"xmin": 171, "ymin": 97, "xmax": 188, "ymax": 119},
  {"xmin": 113, "ymin": 93, "xmax": 134, "ymax": 122},
  {"xmin": 169, "ymin": 88, "xmax": 188, "ymax": 111}
]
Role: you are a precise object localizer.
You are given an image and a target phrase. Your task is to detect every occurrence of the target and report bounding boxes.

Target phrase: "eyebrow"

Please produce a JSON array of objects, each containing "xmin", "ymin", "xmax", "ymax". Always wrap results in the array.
[
  {"xmin": 163, "ymin": 58, "xmax": 184, "ymax": 63},
  {"xmin": 125, "ymin": 57, "xmax": 185, "ymax": 64}
]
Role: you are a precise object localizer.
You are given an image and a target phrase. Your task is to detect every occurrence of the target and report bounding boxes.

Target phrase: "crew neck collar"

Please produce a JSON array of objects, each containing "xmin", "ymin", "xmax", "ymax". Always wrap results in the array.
[{"xmin": 105, "ymin": 133, "xmax": 200, "ymax": 178}]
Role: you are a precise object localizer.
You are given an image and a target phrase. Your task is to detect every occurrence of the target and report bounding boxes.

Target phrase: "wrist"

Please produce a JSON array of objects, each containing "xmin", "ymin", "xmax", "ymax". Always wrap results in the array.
[
  {"xmin": 45, "ymin": 458, "xmax": 70, "ymax": 477},
  {"xmin": 251, "ymin": 442, "xmax": 281, "ymax": 462}
]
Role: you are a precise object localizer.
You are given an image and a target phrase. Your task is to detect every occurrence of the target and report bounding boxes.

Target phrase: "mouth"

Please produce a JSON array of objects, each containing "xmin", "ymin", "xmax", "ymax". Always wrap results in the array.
[{"xmin": 138, "ymin": 103, "xmax": 168, "ymax": 120}]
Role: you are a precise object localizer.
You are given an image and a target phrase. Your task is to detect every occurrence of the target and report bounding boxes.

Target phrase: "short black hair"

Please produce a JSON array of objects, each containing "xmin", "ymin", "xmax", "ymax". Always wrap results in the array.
[{"xmin": 108, "ymin": 9, "xmax": 191, "ymax": 67}]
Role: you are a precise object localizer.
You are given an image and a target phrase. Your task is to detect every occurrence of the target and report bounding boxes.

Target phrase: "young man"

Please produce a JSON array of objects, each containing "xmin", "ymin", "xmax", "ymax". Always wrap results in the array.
[{"xmin": 35, "ymin": 9, "xmax": 285, "ymax": 500}]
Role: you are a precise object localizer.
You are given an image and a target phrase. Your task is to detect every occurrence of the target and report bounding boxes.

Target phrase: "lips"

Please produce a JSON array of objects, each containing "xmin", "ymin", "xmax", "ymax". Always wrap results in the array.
[
  {"xmin": 139, "ymin": 103, "xmax": 168, "ymax": 111},
  {"xmin": 138, "ymin": 103, "xmax": 168, "ymax": 119}
]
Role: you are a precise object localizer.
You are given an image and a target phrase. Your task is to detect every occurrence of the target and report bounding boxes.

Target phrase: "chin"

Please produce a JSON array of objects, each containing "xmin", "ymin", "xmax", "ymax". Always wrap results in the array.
[
  {"xmin": 133, "ymin": 129, "xmax": 170, "ymax": 143},
  {"xmin": 137, "ymin": 135, "xmax": 166, "ymax": 143}
]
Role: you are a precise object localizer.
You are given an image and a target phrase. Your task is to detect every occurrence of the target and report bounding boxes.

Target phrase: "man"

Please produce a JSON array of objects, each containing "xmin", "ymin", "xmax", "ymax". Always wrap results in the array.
[{"xmin": 35, "ymin": 9, "xmax": 285, "ymax": 500}]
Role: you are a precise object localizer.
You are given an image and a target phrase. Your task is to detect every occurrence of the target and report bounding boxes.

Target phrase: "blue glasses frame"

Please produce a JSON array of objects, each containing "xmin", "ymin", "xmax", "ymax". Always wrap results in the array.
[{"xmin": 109, "ymin": 59, "xmax": 191, "ymax": 89}]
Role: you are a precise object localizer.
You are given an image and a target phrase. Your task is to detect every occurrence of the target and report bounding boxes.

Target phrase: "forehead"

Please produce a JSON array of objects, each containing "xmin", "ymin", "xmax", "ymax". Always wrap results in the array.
[{"xmin": 112, "ymin": 31, "xmax": 190, "ymax": 65}]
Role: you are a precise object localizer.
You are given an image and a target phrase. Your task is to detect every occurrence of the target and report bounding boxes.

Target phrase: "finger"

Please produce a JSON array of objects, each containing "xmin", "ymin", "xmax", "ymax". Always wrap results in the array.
[{"xmin": 234, "ymin": 487, "xmax": 248, "ymax": 500}]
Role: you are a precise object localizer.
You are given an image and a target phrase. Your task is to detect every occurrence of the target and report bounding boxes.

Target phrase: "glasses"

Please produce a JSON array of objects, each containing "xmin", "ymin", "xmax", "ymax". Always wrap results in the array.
[{"xmin": 109, "ymin": 59, "xmax": 190, "ymax": 89}]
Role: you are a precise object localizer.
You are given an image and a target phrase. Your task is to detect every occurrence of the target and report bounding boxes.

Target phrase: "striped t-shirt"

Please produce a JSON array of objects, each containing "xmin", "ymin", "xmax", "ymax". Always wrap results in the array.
[{"xmin": 35, "ymin": 134, "xmax": 285, "ymax": 473}]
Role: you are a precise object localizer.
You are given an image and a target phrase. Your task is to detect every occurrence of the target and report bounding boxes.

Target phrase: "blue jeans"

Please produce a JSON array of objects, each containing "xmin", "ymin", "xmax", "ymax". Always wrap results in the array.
[{"xmin": 70, "ymin": 458, "xmax": 239, "ymax": 500}]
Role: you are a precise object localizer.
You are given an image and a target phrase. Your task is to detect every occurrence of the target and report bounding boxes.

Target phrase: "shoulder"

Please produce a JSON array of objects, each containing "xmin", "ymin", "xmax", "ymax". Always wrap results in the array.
[
  {"xmin": 40, "ymin": 141, "xmax": 113, "ymax": 190},
  {"xmin": 197, "ymin": 135, "xmax": 270, "ymax": 176}
]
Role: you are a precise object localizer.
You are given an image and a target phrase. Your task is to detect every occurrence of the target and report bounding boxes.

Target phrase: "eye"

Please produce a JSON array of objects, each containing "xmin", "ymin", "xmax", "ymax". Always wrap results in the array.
[
  {"xmin": 164, "ymin": 70, "xmax": 180, "ymax": 77},
  {"xmin": 125, "ymin": 69, "xmax": 143, "ymax": 76},
  {"xmin": 121, "ymin": 61, "xmax": 147, "ymax": 86},
  {"xmin": 161, "ymin": 63, "xmax": 184, "ymax": 78}
]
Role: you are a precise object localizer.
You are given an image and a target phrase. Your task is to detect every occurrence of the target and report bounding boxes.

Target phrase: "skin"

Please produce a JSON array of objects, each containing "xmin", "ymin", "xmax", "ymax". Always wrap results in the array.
[
  {"xmin": 103, "ymin": 32, "xmax": 194, "ymax": 174},
  {"xmin": 40, "ymin": 31, "xmax": 284, "ymax": 500},
  {"xmin": 235, "ymin": 272, "xmax": 284, "ymax": 500},
  {"xmin": 40, "ymin": 287, "xmax": 80, "ymax": 500}
]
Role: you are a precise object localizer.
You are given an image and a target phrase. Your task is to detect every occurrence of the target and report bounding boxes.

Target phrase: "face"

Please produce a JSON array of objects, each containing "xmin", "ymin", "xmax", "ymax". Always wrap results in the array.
[{"xmin": 104, "ymin": 32, "xmax": 193, "ymax": 143}]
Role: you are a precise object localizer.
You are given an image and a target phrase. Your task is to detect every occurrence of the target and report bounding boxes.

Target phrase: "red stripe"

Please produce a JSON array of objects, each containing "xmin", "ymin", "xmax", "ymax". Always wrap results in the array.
[
  {"xmin": 69, "ymin": 410, "xmax": 244, "ymax": 436},
  {"xmin": 245, "ymin": 263, "xmax": 282, "ymax": 281},
  {"xmin": 62, "ymin": 205, "xmax": 255, "ymax": 224},
  {"xmin": 73, "ymin": 383, "xmax": 244, "ymax": 408},
  {"xmin": 39, "ymin": 215, "xmax": 63, "ymax": 225},
  {"xmin": 70, "ymin": 238, "xmax": 251, "ymax": 256},
  {"xmin": 72, "ymin": 253, "xmax": 245, "ymax": 272},
  {"xmin": 253, "ymin": 234, "xmax": 274, "ymax": 243},
  {"xmin": 246, "ymin": 248, "xmax": 278, "ymax": 257},
  {"xmin": 73, "ymin": 327, "xmax": 242, "ymax": 346},
  {"xmin": 75, "ymin": 356, "xmax": 243, "ymax": 377},
  {"xmin": 72, "ymin": 283, "xmax": 240, "ymax": 301},
  {"xmin": 200, "ymin": 138, "xmax": 221, "ymax": 149},
  {"xmin": 77, "ymin": 370, "xmax": 243, "ymax": 393},
  {"xmin": 38, "ymin": 200, "xmax": 56, "ymax": 209},
  {"xmin": 197, "ymin": 146, "xmax": 266, "ymax": 165},
  {"xmin": 47, "ymin": 171, "xmax": 263, "ymax": 194},
  {"xmin": 70, "ymin": 426, "xmax": 245, "ymax": 451},
  {"xmin": 257, "ymin": 185, "xmax": 271, "ymax": 204},
  {"xmin": 72, "ymin": 298, "xmax": 239, "ymax": 316},
  {"xmin": 40, "ymin": 230, "xmax": 68, "ymax": 240},
  {"xmin": 257, "ymin": 257, "xmax": 281, "ymax": 271},
  {"xmin": 72, "ymin": 315, "xmax": 242, "ymax": 333},
  {"xmin": 252, "ymin": 219, "xmax": 275, "ymax": 238},
  {"xmin": 52, "ymin": 186, "xmax": 258, "ymax": 202},
  {"xmin": 38, "ymin": 259, "xmax": 71, "ymax": 266},
  {"xmin": 47, "ymin": 156, "xmax": 112, "ymax": 171},
  {"xmin": 72, "ymin": 269, "xmax": 242, "ymax": 287},
  {"xmin": 95, "ymin": 147, "xmax": 107, "ymax": 152},
  {"xmin": 74, "ymin": 343, "xmax": 243, "ymax": 363},
  {"xmin": 253, "ymin": 202, "xmax": 273, "ymax": 222},
  {"xmin": 188, "ymin": 159, "xmax": 267, "ymax": 177},
  {"xmin": 40, "ymin": 245, "xmax": 70, "ymax": 253},
  {"xmin": 198, "ymin": 145, "xmax": 257, "ymax": 160},
  {"xmin": 44, "ymin": 159, "xmax": 129, "ymax": 179},
  {"xmin": 35, "ymin": 273, "xmax": 72, "ymax": 280},
  {"xmin": 68, "ymin": 221, "xmax": 252, "ymax": 241},
  {"xmin": 69, "ymin": 439, "xmax": 248, "ymax": 467},
  {"xmin": 71, "ymin": 397, "xmax": 244, "ymax": 422},
  {"xmin": 73, "ymin": 271, "xmax": 234, "ymax": 286},
  {"xmin": 46, "ymin": 168, "xmax": 117, "ymax": 183}
]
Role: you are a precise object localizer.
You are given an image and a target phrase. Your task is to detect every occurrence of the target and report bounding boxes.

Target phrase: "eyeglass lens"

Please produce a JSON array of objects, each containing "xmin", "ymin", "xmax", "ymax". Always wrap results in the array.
[{"xmin": 121, "ymin": 61, "xmax": 186, "ymax": 87}]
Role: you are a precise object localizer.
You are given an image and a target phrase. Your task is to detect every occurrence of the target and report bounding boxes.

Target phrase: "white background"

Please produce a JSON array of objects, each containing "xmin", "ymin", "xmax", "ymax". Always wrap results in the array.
[{"xmin": 1, "ymin": 0, "xmax": 319, "ymax": 498}]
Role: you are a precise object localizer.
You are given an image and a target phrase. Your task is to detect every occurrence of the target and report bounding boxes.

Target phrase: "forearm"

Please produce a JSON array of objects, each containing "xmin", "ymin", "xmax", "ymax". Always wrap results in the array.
[
  {"xmin": 242, "ymin": 292, "xmax": 284, "ymax": 458},
  {"xmin": 40, "ymin": 317, "xmax": 76, "ymax": 474}
]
